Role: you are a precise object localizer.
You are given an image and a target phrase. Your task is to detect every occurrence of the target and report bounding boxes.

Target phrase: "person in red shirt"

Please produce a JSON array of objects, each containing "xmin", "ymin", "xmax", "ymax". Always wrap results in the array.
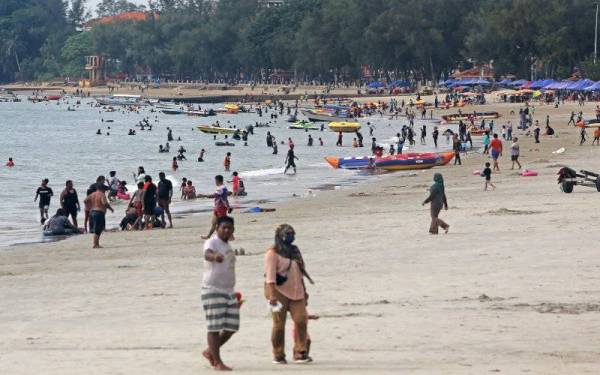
[
  {"xmin": 172, "ymin": 157, "xmax": 178, "ymax": 171},
  {"xmin": 231, "ymin": 171, "xmax": 240, "ymax": 196},
  {"xmin": 489, "ymin": 133, "xmax": 503, "ymax": 172},
  {"xmin": 6, "ymin": 157, "xmax": 14, "ymax": 167},
  {"xmin": 224, "ymin": 152, "xmax": 231, "ymax": 171}
]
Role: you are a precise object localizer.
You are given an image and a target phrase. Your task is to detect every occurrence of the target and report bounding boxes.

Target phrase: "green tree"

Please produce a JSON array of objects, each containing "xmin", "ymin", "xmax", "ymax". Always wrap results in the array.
[
  {"xmin": 61, "ymin": 31, "xmax": 94, "ymax": 78},
  {"xmin": 96, "ymin": 0, "xmax": 146, "ymax": 17}
]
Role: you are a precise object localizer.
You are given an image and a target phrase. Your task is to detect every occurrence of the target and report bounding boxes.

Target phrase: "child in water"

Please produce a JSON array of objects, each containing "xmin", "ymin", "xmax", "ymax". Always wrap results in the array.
[
  {"xmin": 6, "ymin": 157, "xmax": 14, "ymax": 167},
  {"xmin": 230, "ymin": 171, "xmax": 247, "ymax": 196},
  {"xmin": 183, "ymin": 180, "xmax": 196, "ymax": 200},
  {"xmin": 180, "ymin": 177, "xmax": 187, "ymax": 199},
  {"xmin": 224, "ymin": 152, "xmax": 231, "ymax": 171},
  {"xmin": 172, "ymin": 157, "xmax": 179, "ymax": 172}
]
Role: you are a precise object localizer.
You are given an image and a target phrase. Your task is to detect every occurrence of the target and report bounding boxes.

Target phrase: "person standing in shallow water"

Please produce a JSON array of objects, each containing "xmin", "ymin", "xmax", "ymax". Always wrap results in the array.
[
  {"xmin": 284, "ymin": 147, "xmax": 298, "ymax": 174},
  {"xmin": 34, "ymin": 178, "xmax": 53, "ymax": 225},
  {"xmin": 422, "ymin": 173, "xmax": 449, "ymax": 235}
]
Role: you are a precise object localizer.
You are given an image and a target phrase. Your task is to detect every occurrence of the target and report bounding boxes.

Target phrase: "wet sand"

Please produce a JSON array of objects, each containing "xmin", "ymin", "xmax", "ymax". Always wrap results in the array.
[{"xmin": 2, "ymin": 100, "xmax": 600, "ymax": 374}]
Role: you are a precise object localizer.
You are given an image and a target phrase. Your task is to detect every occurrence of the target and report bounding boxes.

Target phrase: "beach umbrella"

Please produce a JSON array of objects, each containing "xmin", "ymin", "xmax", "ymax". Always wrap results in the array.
[
  {"xmin": 533, "ymin": 90, "xmax": 542, "ymax": 97},
  {"xmin": 498, "ymin": 78, "xmax": 513, "ymax": 85}
]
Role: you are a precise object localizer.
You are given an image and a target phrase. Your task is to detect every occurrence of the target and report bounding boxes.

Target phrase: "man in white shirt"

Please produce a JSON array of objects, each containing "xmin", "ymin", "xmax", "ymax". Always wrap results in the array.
[{"xmin": 201, "ymin": 216, "xmax": 238, "ymax": 371}]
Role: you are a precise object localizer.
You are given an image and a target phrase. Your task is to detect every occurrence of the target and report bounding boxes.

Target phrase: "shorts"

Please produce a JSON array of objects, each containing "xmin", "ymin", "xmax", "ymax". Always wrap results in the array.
[
  {"xmin": 90, "ymin": 210, "xmax": 106, "ymax": 236},
  {"xmin": 39, "ymin": 202, "xmax": 50, "ymax": 210},
  {"xmin": 491, "ymin": 150, "xmax": 500, "ymax": 160},
  {"xmin": 214, "ymin": 208, "xmax": 228, "ymax": 218},
  {"xmin": 144, "ymin": 203, "xmax": 156, "ymax": 215},
  {"xmin": 134, "ymin": 201, "xmax": 143, "ymax": 217},
  {"xmin": 511, "ymin": 155, "xmax": 519, "ymax": 161},
  {"xmin": 201, "ymin": 289, "xmax": 240, "ymax": 332},
  {"xmin": 66, "ymin": 206, "xmax": 78, "ymax": 218},
  {"xmin": 158, "ymin": 198, "xmax": 170, "ymax": 211}
]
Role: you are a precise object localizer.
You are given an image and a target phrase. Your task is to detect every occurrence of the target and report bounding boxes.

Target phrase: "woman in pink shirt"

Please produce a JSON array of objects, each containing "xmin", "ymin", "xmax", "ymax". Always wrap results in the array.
[{"xmin": 264, "ymin": 224, "xmax": 314, "ymax": 364}]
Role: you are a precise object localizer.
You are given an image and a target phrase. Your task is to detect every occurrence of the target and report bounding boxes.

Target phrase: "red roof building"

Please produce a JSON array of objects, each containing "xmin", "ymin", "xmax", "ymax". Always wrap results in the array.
[
  {"xmin": 83, "ymin": 11, "xmax": 158, "ymax": 31},
  {"xmin": 451, "ymin": 66, "xmax": 495, "ymax": 79}
]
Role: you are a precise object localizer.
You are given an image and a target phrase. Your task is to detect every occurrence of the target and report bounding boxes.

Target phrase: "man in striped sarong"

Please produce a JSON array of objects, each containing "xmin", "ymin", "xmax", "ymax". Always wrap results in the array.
[{"xmin": 201, "ymin": 216, "xmax": 238, "ymax": 371}]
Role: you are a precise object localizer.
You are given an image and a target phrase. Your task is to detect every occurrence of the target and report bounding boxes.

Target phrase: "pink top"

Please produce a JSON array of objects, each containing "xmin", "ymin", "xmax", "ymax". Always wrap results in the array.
[{"xmin": 264, "ymin": 249, "xmax": 305, "ymax": 301}]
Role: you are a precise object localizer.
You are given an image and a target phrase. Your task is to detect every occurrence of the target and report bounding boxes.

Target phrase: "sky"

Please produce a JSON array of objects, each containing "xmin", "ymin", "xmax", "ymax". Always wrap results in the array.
[{"xmin": 86, "ymin": 0, "xmax": 149, "ymax": 16}]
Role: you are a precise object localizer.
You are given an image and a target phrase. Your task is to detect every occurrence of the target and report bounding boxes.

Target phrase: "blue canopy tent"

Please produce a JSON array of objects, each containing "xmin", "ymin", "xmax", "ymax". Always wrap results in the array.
[
  {"xmin": 367, "ymin": 81, "xmax": 386, "ymax": 88},
  {"xmin": 509, "ymin": 79, "xmax": 527, "ymax": 87},
  {"xmin": 498, "ymin": 78, "xmax": 513, "ymax": 85},
  {"xmin": 571, "ymin": 79, "xmax": 595, "ymax": 90},
  {"xmin": 472, "ymin": 78, "xmax": 491, "ymax": 85},
  {"xmin": 564, "ymin": 80, "xmax": 583, "ymax": 90},
  {"xmin": 545, "ymin": 80, "xmax": 570, "ymax": 90},
  {"xmin": 443, "ymin": 79, "xmax": 455, "ymax": 86},
  {"xmin": 450, "ymin": 78, "xmax": 490, "ymax": 87},
  {"xmin": 584, "ymin": 81, "xmax": 600, "ymax": 91},
  {"xmin": 390, "ymin": 80, "xmax": 410, "ymax": 88},
  {"xmin": 530, "ymin": 79, "xmax": 555, "ymax": 89}
]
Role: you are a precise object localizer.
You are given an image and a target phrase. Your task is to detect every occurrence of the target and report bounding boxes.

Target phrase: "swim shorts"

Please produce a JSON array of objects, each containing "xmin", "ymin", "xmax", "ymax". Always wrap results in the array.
[
  {"xmin": 491, "ymin": 150, "xmax": 500, "ymax": 160},
  {"xmin": 89, "ymin": 210, "xmax": 106, "ymax": 236},
  {"xmin": 201, "ymin": 289, "xmax": 240, "ymax": 333}
]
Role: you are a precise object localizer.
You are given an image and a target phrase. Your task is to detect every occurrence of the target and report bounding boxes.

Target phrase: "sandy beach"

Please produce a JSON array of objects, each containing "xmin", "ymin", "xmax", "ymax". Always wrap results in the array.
[{"xmin": 2, "ymin": 99, "xmax": 600, "ymax": 374}]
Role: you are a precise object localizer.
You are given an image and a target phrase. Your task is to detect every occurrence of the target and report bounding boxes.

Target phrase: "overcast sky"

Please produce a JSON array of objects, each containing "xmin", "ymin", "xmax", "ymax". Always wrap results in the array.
[{"xmin": 86, "ymin": 0, "xmax": 149, "ymax": 16}]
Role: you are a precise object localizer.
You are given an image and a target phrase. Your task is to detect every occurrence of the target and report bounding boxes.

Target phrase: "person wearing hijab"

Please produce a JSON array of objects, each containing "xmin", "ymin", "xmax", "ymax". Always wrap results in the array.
[
  {"xmin": 264, "ymin": 224, "xmax": 314, "ymax": 364},
  {"xmin": 422, "ymin": 173, "xmax": 449, "ymax": 234}
]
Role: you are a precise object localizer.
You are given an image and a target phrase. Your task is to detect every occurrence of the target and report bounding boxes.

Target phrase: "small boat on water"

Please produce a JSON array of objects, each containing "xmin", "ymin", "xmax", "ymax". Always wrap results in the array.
[
  {"xmin": 374, "ymin": 153, "xmax": 440, "ymax": 171},
  {"xmin": 215, "ymin": 141, "xmax": 235, "ymax": 146},
  {"xmin": 0, "ymin": 93, "xmax": 20, "ymax": 102},
  {"xmin": 289, "ymin": 120, "xmax": 319, "ymax": 130},
  {"xmin": 187, "ymin": 109, "xmax": 216, "ymax": 117},
  {"xmin": 442, "ymin": 111, "xmax": 501, "ymax": 123},
  {"xmin": 328, "ymin": 122, "xmax": 361, "ymax": 133},
  {"xmin": 301, "ymin": 109, "xmax": 350, "ymax": 122},
  {"xmin": 160, "ymin": 107, "xmax": 186, "ymax": 115},
  {"xmin": 96, "ymin": 94, "xmax": 149, "ymax": 106},
  {"xmin": 224, "ymin": 103, "xmax": 239, "ymax": 113},
  {"xmin": 467, "ymin": 127, "xmax": 487, "ymax": 136},
  {"xmin": 197, "ymin": 125, "xmax": 237, "ymax": 134}
]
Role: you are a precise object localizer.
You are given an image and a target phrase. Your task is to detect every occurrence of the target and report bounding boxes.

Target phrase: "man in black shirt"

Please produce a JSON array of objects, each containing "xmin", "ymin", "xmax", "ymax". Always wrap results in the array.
[
  {"xmin": 34, "ymin": 178, "xmax": 53, "ymax": 224},
  {"xmin": 142, "ymin": 175, "xmax": 157, "ymax": 229},
  {"xmin": 157, "ymin": 172, "xmax": 173, "ymax": 228}
]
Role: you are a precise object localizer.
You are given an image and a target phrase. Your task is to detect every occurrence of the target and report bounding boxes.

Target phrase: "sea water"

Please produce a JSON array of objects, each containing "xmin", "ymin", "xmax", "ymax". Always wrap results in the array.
[{"xmin": 0, "ymin": 96, "xmax": 456, "ymax": 247}]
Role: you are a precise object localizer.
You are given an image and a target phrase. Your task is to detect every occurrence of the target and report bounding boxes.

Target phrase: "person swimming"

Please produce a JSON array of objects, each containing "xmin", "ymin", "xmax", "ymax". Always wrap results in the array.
[{"xmin": 6, "ymin": 157, "xmax": 14, "ymax": 167}]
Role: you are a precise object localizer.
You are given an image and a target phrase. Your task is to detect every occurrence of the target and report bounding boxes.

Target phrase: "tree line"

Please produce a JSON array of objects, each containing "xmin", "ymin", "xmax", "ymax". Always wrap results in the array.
[{"xmin": 1, "ymin": 0, "xmax": 599, "ymax": 83}]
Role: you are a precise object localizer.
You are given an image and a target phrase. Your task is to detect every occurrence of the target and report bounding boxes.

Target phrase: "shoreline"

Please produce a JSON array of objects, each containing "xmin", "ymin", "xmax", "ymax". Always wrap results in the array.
[{"xmin": 1, "ymin": 82, "xmax": 405, "ymax": 103}]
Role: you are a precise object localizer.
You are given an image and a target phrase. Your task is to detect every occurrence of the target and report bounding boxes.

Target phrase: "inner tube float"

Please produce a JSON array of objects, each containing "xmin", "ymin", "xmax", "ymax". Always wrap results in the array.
[{"xmin": 521, "ymin": 169, "xmax": 538, "ymax": 177}]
